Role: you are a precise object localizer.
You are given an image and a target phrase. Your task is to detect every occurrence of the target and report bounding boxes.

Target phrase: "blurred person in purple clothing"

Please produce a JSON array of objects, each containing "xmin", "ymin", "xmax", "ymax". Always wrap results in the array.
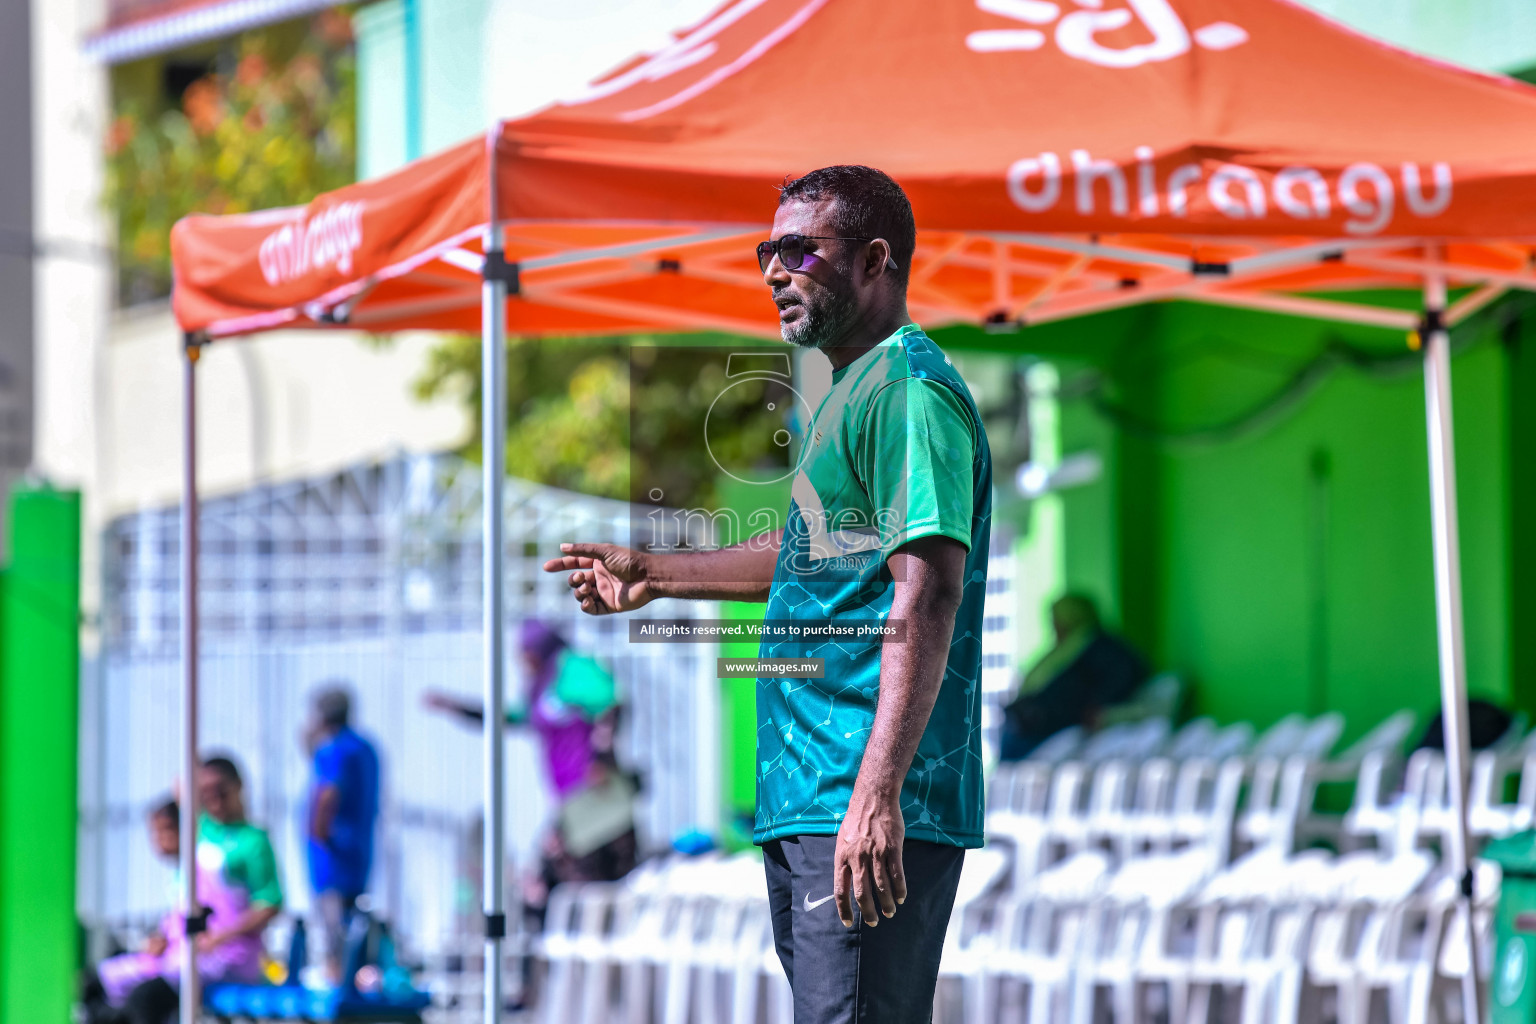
[{"xmin": 424, "ymin": 620, "xmax": 637, "ymax": 907}]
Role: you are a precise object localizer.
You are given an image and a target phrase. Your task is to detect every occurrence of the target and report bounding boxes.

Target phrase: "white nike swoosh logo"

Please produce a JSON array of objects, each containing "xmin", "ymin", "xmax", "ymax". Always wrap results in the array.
[{"xmin": 803, "ymin": 892, "xmax": 836, "ymax": 911}]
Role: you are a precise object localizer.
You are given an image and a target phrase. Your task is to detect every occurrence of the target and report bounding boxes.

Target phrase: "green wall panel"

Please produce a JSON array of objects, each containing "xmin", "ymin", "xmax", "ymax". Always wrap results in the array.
[
  {"xmin": 1140, "ymin": 306, "xmax": 1511, "ymax": 743},
  {"xmin": 939, "ymin": 298, "xmax": 1525, "ymax": 746},
  {"xmin": 1058, "ymin": 375, "xmax": 1120, "ymax": 625},
  {"xmin": 1507, "ymin": 315, "xmax": 1536, "ymax": 715}
]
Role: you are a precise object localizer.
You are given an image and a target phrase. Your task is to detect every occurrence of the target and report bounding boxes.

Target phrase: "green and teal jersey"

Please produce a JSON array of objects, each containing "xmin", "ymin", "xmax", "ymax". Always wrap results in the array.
[
  {"xmin": 754, "ymin": 325, "xmax": 991, "ymax": 849},
  {"xmin": 503, "ymin": 651, "xmax": 617, "ymax": 725},
  {"xmin": 196, "ymin": 814, "xmax": 284, "ymax": 908}
]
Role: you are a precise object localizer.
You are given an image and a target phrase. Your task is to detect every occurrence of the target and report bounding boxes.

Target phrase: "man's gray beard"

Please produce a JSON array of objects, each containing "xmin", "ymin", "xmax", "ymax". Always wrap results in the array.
[{"xmin": 781, "ymin": 280, "xmax": 859, "ymax": 350}]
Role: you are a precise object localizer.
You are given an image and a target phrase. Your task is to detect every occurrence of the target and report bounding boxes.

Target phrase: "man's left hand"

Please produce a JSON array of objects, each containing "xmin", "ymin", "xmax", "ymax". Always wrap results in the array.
[
  {"xmin": 833, "ymin": 787, "xmax": 908, "ymax": 928},
  {"xmin": 195, "ymin": 930, "xmax": 228, "ymax": 954}
]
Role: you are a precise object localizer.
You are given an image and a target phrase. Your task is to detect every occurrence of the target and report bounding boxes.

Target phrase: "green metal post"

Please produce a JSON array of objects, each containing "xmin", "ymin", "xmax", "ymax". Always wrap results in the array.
[{"xmin": 0, "ymin": 485, "xmax": 81, "ymax": 1024}]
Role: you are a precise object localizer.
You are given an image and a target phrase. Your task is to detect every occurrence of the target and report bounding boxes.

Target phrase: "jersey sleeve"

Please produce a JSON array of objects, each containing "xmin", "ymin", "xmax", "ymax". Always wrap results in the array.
[
  {"xmin": 313, "ymin": 743, "xmax": 344, "ymax": 787},
  {"xmin": 855, "ymin": 377, "xmax": 977, "ymax": 558},
  {"xmin": 233, "ymin": 829, "xmax": 285, "ymax": 908}
]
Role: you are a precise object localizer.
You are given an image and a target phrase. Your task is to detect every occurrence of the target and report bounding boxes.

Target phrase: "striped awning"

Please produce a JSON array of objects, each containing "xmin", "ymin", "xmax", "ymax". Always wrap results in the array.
[{"xmin": 83, "ymin": 0, "xmax": 340, "ymax": 64}]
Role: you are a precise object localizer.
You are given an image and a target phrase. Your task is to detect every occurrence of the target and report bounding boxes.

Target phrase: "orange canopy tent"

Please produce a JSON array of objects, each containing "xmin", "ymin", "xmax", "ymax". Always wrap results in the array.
[
  {"xmin": 172, "ymin": 0, "xmax": 1536, "ymax": 338},
  {"xmin": 168, "ymin": 0, "xmax": 1536, "ymax": 1017}
]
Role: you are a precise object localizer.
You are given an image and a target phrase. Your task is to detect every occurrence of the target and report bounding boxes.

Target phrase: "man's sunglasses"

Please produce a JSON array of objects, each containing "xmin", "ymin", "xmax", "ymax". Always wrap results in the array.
[{"xmin": 756, "ymin": 234, "xmax": 899, "ymax": 273}]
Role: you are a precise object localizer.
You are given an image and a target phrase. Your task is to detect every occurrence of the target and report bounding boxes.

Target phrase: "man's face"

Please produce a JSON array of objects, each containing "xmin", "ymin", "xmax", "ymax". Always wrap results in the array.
[
  {"xmin": 304, "ymin": 706, "xmax": 336, "ymax": 752},
  {"xmin": 149, "ymin": 813, "xmax": 179, "ymax": 860},
  {"xmin": 764, "ymin": 199, "xmax": 862, "ymax": 350},
  {"xmin": 198, "ymin": 768, "xmax": 240, "ymax": 824}
]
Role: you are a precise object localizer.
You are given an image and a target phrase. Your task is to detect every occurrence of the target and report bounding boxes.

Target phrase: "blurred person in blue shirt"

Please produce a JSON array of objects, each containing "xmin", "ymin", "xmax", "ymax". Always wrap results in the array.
[{"xmin": 304, "ymin": 684, "xmax": 380, "ymax": 984}]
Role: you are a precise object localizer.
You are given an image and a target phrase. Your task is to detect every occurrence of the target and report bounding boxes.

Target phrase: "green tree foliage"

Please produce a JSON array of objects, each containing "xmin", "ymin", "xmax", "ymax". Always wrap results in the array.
[
  {"xmin": 105, "ymin": 11, "xmax": 357, "ymax": 305},
  {"xmin": 414, "ymin": 335, "xmax": 794, "ymax": 511}
]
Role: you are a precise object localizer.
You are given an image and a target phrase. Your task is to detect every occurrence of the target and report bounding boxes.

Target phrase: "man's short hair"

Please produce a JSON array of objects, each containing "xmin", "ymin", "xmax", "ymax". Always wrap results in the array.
[
  {"xmin": 778, "ymin": 165, "xmax": 916, "ymax": 284},
  {"xmin": 313, "ymin": 683, "xmax": 352, "ymax": 728},
  {"xmin": 201, "ymin": 753, "xmax": 243, "ymax": 789},
  {"xmin": 149, "ymin": 797, "xmax": 179, "ymax": 828}
]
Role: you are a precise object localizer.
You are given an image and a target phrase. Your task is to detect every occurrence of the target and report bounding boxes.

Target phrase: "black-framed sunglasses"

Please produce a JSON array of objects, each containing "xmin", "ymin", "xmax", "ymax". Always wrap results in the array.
[{"xmin": 756, "ymin": 233, "xmax": 898, "ymax": 273}]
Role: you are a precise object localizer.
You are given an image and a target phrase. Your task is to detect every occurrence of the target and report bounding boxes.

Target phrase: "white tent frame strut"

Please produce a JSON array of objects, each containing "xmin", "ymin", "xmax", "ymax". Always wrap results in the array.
[
  {"xmin": 175, "ymin": 164, "xmax": 1485, "ymax": 1024},
  {"xmin": 1422, "ymin": 253, "xmax": 1481, "ymax": 1024},
  {"xmin": 180, "ymin": 336, "xmax": 202, "ymax": 1024},
  {"xmin": 480, "ymin": 123, "xmax": 510, "ymax": 1024}
]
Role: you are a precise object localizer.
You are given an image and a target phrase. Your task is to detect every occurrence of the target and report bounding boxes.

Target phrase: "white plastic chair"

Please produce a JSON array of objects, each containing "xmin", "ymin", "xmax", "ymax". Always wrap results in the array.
[
  {"xmin": 1085, "ymin": 759, "xmax": 1135, "ymax": 857},
  {"xmin": 1032, "ymin": 727, "xmax": 1086, "ymax": 763},
  {"xmin": 985, "ymin": 895, "xmax": 1092, "ymax": 1024},
  {"xmin": 726, "ymin": 900, "xmax": 773, "ymax": 1024},
  {"xmin": 1166, "ymin": 719, "xmax": 1221, "ymax": 762},
  {"xmin": 540, "ymin": 883, "xmax": 618, "ymax": 1024},
  {"xmin": 934, "ymin": 896, "xmax": 1004, "ymax": 1024},
  {"xmin": 1043, "ymin": 761, "xmax": 1096, "ymax": 866},
  {"xmin": 1171, "ymin": 755, "xmax": 1246, "ymax": 868},
  {"xmin": 987, "ymin": 759, "xmax": 1054, "ymax": 888},
  {"xmin": 1303, "ymin": 852, "xmax": 1435, "ymax": 1024},
  {"xmin": 614, "ymin": 891, "xmax": 686, "ymax": 1024},
  {"xmin": 1069, "ymin": 850, "xmax": 1212, "ymax": 1024},
  {"xmin": 1238, "ymin": 714, "xmax": 1345, "ymax": 855},
  {"xmin": 577, "ymin": 885, "xmax": 642, "ymax": 1024},
  {"xmin": 1121, "ymin": 757, "xmax": 1178, "ymax": 857}
]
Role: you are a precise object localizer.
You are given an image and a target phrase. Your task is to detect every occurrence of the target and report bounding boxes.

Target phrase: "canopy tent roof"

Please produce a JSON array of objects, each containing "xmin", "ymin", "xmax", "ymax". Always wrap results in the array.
[{"xmin": 172, "ymin": 0, "xmax": 1536, "ymax": 342}]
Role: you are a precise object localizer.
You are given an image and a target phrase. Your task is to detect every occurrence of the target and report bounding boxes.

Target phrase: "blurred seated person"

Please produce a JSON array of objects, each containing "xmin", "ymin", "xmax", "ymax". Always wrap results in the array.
[
  {"xmin": 1000, "ymin": 594, "xmax": 1149, "ymax": 760},
  {"xmin": 424, "ymin": 621, "xmax": 638, "ymax": 901},
  {"xmin": 81, "ymin": 799, "xmax": 181, "ymax": 1024},
  {"xmin": 87, "ymin": 757, "xmax": 284, "ymax": 1024},
  {"xmin": 1415, "ymin": 697, "xmax": 1515, "ymax": 752}
]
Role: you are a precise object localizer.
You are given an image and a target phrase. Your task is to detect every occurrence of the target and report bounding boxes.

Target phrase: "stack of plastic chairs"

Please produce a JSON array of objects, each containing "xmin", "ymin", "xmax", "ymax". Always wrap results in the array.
[
  {"xmin": 956, "ymin": 851, "xmax": 1114, "ymax": 1024},
  {"xmin": 531, "ymin": 707, "xmax": 1536, "ymax": 1024},
  {"xmin": 537, "ymin": 844, "xmax": 1012, "ymax": 1024},
  {"xmin": 1304, "ymin": 849, "xmax": 1439, "ymax": 1024},
  {"xmin": 1346, "ymin": 712, "xmax": 1533, "ymax": 858},
  {"xmin": 1067, "ymin": 847, "xmax": 1214, "ymax": 1024},
  {"xmin": 987, "ymin": 714, "xmax": 1261, "ymax": 893},
  {"xmin": 948, "ymin": 709, "xmax": 1460, "ymax": 1023},
  {"xmin": 537, "ymin": 853, "xmax": 781, "ymax": 1024}
]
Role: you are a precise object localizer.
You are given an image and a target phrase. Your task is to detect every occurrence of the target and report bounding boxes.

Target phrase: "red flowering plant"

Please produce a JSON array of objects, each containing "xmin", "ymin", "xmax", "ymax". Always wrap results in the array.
[{"xmin": 105, "ymin": 12, "xmax": 357, "ymax": 305}]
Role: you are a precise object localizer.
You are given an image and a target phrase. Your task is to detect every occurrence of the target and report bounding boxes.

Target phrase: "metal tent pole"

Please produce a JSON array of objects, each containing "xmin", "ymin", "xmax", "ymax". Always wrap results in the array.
[
  {"xmin": 1422, "ymin": 258, "xmax": 1483, "ymax": 1024},
  {"xmin": 179, "ymin": 334, "xmax": 203, "ymax": 1024},
  {"xmin": 480, "ymin": 184, "xmax": 510, "ymax": 1022}
]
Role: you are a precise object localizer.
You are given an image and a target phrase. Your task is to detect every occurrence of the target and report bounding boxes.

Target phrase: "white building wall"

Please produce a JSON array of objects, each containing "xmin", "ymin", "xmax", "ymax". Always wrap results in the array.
[
  {"xmin": 481, "ymin": 0, "xmax": 723, "ymax": 122},
  {"xmin": 99, "ymin": 310, "xmax": 468, "ymax": 517},
  {"xmin": 31, "ymin": 0, "xmax": 474, "ymax": 652},
  {"xmin": 30, "ymin": 0, "xmax": 111, "ymax": 629}
]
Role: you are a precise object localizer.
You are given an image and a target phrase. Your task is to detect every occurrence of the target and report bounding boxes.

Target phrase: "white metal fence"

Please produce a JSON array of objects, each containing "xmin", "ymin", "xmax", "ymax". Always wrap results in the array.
[{"xmin": 81, "ymin": 454, "xmax": 721, "ymax": 960}]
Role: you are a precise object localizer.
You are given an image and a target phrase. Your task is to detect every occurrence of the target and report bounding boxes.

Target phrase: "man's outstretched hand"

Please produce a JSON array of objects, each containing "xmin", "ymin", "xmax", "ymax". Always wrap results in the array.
[{"xmin": 542, "ymin": 543, "xmax": 653, "ymax": 615}]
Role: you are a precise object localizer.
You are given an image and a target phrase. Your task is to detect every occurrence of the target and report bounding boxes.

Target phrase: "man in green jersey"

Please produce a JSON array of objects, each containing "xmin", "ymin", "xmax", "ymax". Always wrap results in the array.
[{"xmin": 544, "ymin": 166, "xmax": 990, "ymax": 1023}]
